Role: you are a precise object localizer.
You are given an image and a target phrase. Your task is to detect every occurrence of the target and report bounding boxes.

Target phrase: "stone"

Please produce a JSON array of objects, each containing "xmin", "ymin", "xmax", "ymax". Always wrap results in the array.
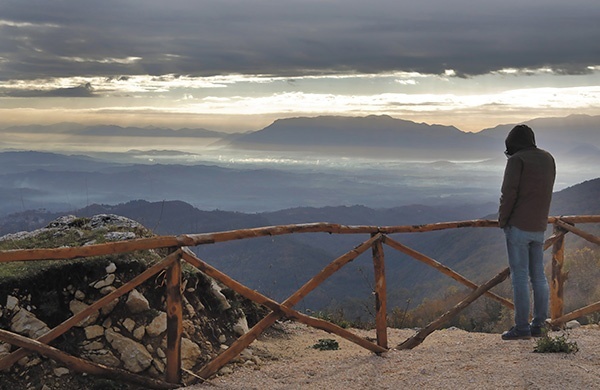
[
  {"xmin": 218, "ymin": 334, "xmax": 227, "ymax": 344},
  {"xmin": 69, "ymin": 300, "xmax": 99, "ymax": 327},
  {"xmin": 100, "ymin": 298, "xmax": 119, "ymax": 316},
  {"xmin": 156, "ymin": 347, "xmax": 166, "ymax": 359},
  {"xmin": 233, "ymin": 315, "xmax": 249, "ymax": 336},
  {"xmin": 6, "ymin": 295, "xmax": 19, "ymax": 311},
  {"xmin": 133, "ymin": 326, "xmax": 145, "ymax": 341},
  {"xmin": 0, "ymin": 342, "xmax": 11, "ymax": 358},
  {"xmin": 83, "ymin": 341, "xmax": 105, "ymax": 351},
  {"xmin": 105, "ymin": 231, "xmax": 137, "ymax": 241},
  {"xmin": 100, "ymin": 286, "xmax": 117, "ymax": 296},
  {"xmin": 105, "ymin": 262, "xmax": 117, "ymax": 273},
  {"xmin": 105, "ymin": 329, "xmax": 152, "ymax": 373},
  {"xmin": 84, "ymin": 325, "xmax": 105, "ymax": 339},
  {"xmin": 181, "ymin": 338, "xmax": 202, "ymax": 370},
  {"xmin": 209, "ymin": 279, "xmax": 231, "ymax": 311},
  {"xmin": 123, "ymin": 318, "xmax": 136, "ymax": 333},
  {"xmin": 53, "ymin": 367, "xmax": 69, "ymax": 377},
  {"xmin": 74, "ymin": 290, "xmax": 85, "ymax": 300},
  {"xmin": 85, "ymin": 349, "xmax": 121, "ymax": 368},
  {"xmin": 93, "ymin": 274, "xmax": 116, "ymax": 289},
  {"xmin": 566, "ymin": 320, "xmax": 581, "ymax": 329},
  {"xmin": 152, "ymin": 358, "xmax": 165, "ymax": 373},
  {"xmin": 10, "ymin": 309, "xmax": 51, "ymax": 339},
  {"xmin": 146, "ymin": 312, "xmax": 167, "ymax": 337},
  {"xmin": 126, "ymin": 289, "xmax": 150, "ymax": 314}
]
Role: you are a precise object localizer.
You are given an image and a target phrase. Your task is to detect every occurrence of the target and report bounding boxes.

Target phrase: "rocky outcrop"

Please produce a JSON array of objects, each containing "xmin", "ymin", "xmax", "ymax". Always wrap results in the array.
[{"xmin": 0, "ymin": 214, "xmax": 262, "ymax": 388}]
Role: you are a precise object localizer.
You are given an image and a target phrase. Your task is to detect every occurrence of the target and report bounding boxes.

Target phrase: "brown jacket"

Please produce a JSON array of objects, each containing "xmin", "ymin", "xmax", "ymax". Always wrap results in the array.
[{"xmin": 498, "ymin": 126, "xmax": 556, "ymax": 231}]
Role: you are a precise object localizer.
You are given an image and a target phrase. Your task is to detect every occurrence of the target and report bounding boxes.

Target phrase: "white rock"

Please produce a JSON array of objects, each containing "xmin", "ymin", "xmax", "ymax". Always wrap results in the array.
[
  {"xmin": 10, "ymin": 309, "xmax": 51, "ymax": 339},
  {"xmin": 566, "ymin": 320, "xmax": 581, "ymax": 329},
  {"xmin": 74, "ymin": 290, "xmax": 86, "ymax": 300},
  {"xmin": 6, "ymin": 295, "xmax": 19, "ymax": 311},
  {"xmin": 69, "ymin": 300, "xmax": 99, "ymax": 327},
  {"xmin": 105, "ymin": 329, "xmax": 153, "ymax": 373},
  {"xmin": 93, "ymin": 274, "xmax": 116, "ymax": 289},
  {"xmin": 105, "ymin": 262, "xmax": 117, "ymax": 274},
  {"xmin": 126, "ymin": 289, "xmax": 150, "ymax": 314},
  {"xmin": 181, "ymin": 338, "xmax": 202, "ymax": 370},
  {"xmin": 233, "ymin": 315, "xmax": 249, "ymax": 336},
  {"xmin": 146, "ymin": 312, "xmax": 167, "ymax": 337}
]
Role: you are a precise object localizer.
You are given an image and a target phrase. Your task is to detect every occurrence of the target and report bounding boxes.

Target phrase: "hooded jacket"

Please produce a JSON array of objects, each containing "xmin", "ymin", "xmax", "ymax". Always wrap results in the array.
[{"xmin": 498, "ymin": 125, "xmax": 556, "ymax": 231}]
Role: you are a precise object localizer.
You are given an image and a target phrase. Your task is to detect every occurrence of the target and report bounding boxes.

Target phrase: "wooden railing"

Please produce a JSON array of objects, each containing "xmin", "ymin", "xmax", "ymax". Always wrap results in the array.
[{"xmin": 0, "ymin": 215, "xmax": 598, "ymax": 388}]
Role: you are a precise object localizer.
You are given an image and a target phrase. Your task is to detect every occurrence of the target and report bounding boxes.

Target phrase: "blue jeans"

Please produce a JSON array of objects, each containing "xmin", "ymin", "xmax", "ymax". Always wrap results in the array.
[{"xmin": 504, "ymin": 225, "xmax": 549, "ymax": 331}]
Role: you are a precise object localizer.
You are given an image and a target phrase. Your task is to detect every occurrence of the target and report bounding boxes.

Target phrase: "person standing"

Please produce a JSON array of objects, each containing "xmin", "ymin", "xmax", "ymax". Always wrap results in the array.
[{"xmin": 498, "ymin": 124, "xmax": 556, "ymax": 340}]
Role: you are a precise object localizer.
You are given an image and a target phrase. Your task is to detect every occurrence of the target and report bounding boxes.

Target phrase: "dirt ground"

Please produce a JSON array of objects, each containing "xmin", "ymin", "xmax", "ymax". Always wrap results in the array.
[{"xmin": 185, "ymin": 321, "xmax": 600, "ymax": 390}]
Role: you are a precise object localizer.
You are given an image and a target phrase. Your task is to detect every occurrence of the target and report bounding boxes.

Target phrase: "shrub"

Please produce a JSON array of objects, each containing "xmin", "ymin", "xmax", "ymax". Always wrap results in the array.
[
  {"xmin": 312, "ymin": 338, "xmax": 339, "ymax": 351},
  {"xmin": 534, "ymin": 333, "xmax": 579, "ymax": 354}
]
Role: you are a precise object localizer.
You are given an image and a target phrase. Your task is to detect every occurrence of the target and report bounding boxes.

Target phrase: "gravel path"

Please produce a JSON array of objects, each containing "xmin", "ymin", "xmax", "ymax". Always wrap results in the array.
[{"xmin": 184, "ymin": 322, "xmax": 600, "ymax": 389}]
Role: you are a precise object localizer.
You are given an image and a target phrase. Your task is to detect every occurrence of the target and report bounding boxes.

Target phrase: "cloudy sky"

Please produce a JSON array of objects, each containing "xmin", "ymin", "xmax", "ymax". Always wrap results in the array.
[{"xmin": 1, "ymin": 0, "xmax": 599, "ymax": 133}]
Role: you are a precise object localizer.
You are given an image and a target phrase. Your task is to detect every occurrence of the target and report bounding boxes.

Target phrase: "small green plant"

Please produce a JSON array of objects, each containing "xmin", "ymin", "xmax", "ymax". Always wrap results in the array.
[
  {"xmin": 312, "ymin": 338, "xmax": 339, "ymax": 351},
  {"xmin": 534, "ymin": 333, "xmax": 579, "ymax": 354}
]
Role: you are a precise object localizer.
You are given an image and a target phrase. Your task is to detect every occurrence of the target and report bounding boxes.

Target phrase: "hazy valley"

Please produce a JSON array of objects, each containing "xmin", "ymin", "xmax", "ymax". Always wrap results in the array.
[{"xmin": 1, "ymin": 113, "xmax": 599, "ymax": 316}]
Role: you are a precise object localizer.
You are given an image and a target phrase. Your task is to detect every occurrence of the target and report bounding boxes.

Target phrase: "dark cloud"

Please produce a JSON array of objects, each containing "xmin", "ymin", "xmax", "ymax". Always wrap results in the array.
[
  {"xmin": 3, "ymin": 83, "xmax": 96, "ymax": 98},
  {"xmin": 0, "ymin": 0, "xmax": 598, "ymax": 81}
]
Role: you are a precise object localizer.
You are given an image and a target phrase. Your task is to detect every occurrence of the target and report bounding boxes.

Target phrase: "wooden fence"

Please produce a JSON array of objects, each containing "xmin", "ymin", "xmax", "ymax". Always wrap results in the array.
[{"xmin": 0, "ymin": 215, "xmax": 598, "ymax": 388}]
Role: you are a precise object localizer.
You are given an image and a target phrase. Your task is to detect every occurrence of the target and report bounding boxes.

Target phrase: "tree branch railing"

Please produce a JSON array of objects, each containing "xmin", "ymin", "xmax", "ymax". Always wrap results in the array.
[{"xmin": 0, "ymin": 215, "xmax": 598, "ymax": 388}]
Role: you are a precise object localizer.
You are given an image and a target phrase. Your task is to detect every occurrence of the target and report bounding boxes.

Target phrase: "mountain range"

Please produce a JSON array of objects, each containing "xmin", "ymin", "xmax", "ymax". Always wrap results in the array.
[{"xmin": 228, "ymin": 114, "xmax": 600, "ymax": 160}]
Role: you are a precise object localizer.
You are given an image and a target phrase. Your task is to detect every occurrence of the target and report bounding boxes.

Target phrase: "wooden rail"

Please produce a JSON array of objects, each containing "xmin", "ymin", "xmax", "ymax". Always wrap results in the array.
[{"xmin": 0, "ymin": 215, "xmax": 598, "ymax": 388}]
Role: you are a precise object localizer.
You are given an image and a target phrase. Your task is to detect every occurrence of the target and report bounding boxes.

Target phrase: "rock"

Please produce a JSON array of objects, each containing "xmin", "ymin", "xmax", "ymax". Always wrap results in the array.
[
  {"xmin": 10, "ymin": 309, "xmax": 51, "ymax": 339},
  {"xmin": 105, "ymin": 329, "xmax": 153, "ymax": 373},
  {"xmin": 156, "ymin": 347, "xmax": 166, "ymax": 359},
  {"xmin": 566, "ymin": 320, "xmax": 581, "ymax": 329},
  {"xmin": 74, "ymin": 290, "xmax": 86, "ymax": 300},
  {"xmin": 146, "ymin": 312, "xmax": 167, "ymax": 337},
  {"xmin": 133, "ymin": 326, "xmax": 145, "ymax": 341},
  {"xmin": 181, "ymin": 338, "xmax": 202, "ymax": 369},
  {"xmin": 89, "ymin": 214, "xmax": 141, "ymax": 230},
  {"xmin": 6, "ymin": 295, "xmax": 19, "ymax": 311},
  {"xmin": 69, "ymin": 300, "xmax": 99, "ymax": 327},
  {"xmin": 105, "ymin": 262, "xmax": 117, "ymax": 274},
  {"xmin": 100, "ymin": 286, "xmax": 117, "ymax": 296},
  {"xmin": 100, "ymin": 298, "xmax": 119, "ymax": 316},
  {"xmin": 233, "ymin": 315, "xmax": 249, "ymax": 336},
  {"xmin": 218, "ymin": 334, "xmax": 227, "ymax": 344},
  {"xmin": 123, "ymin": 318, "xmax": 136, "ymax": 333},
  {"xmin": 219, "ymin": 366, "xmax": 233, "ymax": 375},
  {"xmin": 0, "ymin": 342, "xmax": 11, "ymax": 358},
  {"xmin": 82, "ymin": 341, "xmax": 104, "ymax": 351},
  {"xmin": 126, "ymin": 289, "xmax": 150, "ymax": 314},
  {"xmin": 152, "ymin": 358, "xmax": 166, "ymax": 373},
  {"xmin": 53, "ymin": 367, "xmax": 69, "ymax": 377},
  {"xmin": 93, "ymin": 274, "xmax": 116, "ymax": 289},
  {"xmin": 209, "ymin": 280, "xmax": 231, "ymax": 311},
  {"xmin": 85, "ymin": 349, "xmax": 121, "ymax": 367},
  {"xmin": 84, "ymin": 325, "xmax": 105, "ymax": 339},
  {"xmin": 105, "ymin": 231, "xmax": 137, "ymax": 241}
]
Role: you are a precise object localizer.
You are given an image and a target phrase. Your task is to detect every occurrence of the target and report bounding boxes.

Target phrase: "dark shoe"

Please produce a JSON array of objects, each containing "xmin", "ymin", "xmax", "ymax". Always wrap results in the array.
[
  {"xmin": 501, "ymin": 326, "xmax": 531, "ymax": 340},
  {"xmin": 530, "ymin": 324, "xmax": 547, "ymax": 337}
]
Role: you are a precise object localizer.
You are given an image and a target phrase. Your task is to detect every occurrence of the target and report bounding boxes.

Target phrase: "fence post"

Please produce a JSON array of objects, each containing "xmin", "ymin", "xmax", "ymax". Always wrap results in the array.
[
  {"xmin": 165, "ymin": 249, "xmax": 183, "ymax": 384},
  {"xmin": 550, "ymin": 224, "xmax": 566, "ymax": 326},
  {"xmin": 371, "ymin": 234, "xmax": 388, "ymax": 350}
]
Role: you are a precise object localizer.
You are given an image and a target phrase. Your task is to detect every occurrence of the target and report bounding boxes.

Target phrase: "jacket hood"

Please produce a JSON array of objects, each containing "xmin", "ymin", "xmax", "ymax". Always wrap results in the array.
[{"xmin": 505, "ymin": 124, "xmax": 536, "ymax": 156}]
